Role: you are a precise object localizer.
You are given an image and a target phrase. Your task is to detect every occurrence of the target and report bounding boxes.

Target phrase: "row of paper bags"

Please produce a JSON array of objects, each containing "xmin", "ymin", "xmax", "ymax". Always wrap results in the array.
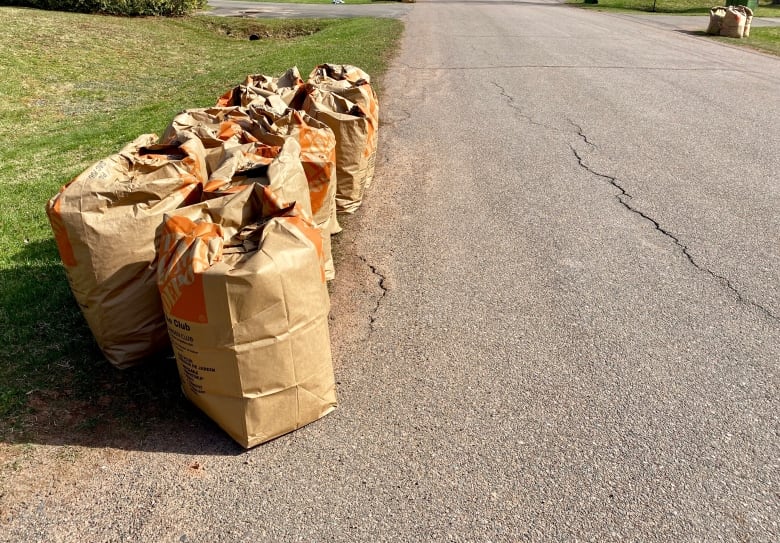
[
  {"xmin": 46, "ymin": 64, "xmax": 379, "ymax": 447},
  {"xmin": 707, "ymin": 5, "xmax": 753, "ymax": 38}
]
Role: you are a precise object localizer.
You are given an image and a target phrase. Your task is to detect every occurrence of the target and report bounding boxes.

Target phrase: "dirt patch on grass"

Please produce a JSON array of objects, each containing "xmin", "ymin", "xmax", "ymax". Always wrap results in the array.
[
  {"xmin": 191, "ymin": 17, "xmax": 324, "ymax": 41},
  {"xmin": 1, "ymin": 354, "xmax": 190, "ymax": 447}
]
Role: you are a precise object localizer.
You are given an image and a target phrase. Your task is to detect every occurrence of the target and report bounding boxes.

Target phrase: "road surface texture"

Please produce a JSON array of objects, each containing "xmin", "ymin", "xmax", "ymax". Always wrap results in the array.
[{"xmin": 3, "ymin": 1, "xmax": 779, "ymax": 541}]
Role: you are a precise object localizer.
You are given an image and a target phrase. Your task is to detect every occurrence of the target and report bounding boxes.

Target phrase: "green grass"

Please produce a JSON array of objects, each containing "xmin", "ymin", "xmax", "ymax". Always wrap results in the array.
[
  {"xmin": 714, "ymin": 25, "xmax": 780, "ymax": 54},
  {"xmin": 569, "ymin": 0, "xmax": 780, "ymax": 16},
  {"xmin": 568, "ymin": 1, "xmax": 780, "ymax": 55},
  {"xmin": 0, "ymin": 6, "xmax": 402, "ymax": 443}
]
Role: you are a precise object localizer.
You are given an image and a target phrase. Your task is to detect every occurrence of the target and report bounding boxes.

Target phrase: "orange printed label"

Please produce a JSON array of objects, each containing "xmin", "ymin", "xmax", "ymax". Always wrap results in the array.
[
  {"xmin": 157, "ymin": 216, "xmax": 224, "ymax": 323},
  {"xmin": 244, "ymin": 145, "xmax": 281, "ymax": 160},
  {"xmin": 217, "ymin": 121, "xmax": 243, "ymax": 142},
  {"xmin": 294, "ymin": 112, "xmax": 336, "ymax": 217},
  {"xmin": 302, "ymin": 161, "xmax": 329, "ymax": 215},
  {"xmin": 216, "ymin": 88, "xmax": 237, "ymax": 107},
  {"xmin": 47, "ymin": 189, "xmax": 77, "ymax": 267}
]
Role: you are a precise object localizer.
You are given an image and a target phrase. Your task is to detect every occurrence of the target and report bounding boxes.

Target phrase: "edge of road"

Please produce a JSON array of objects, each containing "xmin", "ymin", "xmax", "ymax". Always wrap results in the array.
[
  {"xmin": 591, "ymin": 9, "xmax": 780, "ymax": 58},
  {"xmin": 598, "ymin": 11, "xmax": 780, "ymax": 30}
]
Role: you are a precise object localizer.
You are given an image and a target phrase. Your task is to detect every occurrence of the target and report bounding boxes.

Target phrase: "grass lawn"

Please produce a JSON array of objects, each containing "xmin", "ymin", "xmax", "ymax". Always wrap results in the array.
[
  {"xmin": 0, "ymin": 6, "xmax": 402, "ymax": 443},
  {"xmin": 715, "ymin": 25, "xmax": 780, "ymax": 54},
  {"xmin": 568, "ymin": 0, "xmax": 780, "ymax": 55},
  {"xmin": 569, "ymin": 0, "xmax": 780, "ymax": 16}
]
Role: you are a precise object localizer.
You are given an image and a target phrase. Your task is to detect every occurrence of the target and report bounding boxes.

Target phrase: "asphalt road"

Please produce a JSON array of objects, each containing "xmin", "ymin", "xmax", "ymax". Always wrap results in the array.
[{"xmin": 4, "ymin": 1, "xmax": 779, "ymax": 541}]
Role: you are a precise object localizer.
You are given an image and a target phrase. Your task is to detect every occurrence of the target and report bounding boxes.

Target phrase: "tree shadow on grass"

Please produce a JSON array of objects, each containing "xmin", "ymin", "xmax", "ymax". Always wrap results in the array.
[{"xmin": 0, "ymin": 239, "xmax": 245, "ymax": 456}]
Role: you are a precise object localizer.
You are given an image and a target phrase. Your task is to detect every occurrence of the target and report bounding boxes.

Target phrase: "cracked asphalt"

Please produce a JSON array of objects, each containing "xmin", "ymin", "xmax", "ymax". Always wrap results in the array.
[{"xmin": 4, "ymin": 1, "xmax": 779, "ymax": 541}]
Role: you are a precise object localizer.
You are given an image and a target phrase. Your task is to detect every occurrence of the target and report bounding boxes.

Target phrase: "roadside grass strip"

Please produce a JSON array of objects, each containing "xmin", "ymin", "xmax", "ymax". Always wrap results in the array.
[
  {"xmin": 569, "ymin": 0, "xmax": 780, "ymax": 17},
  {"xmin": 0, "ymin": 7, "xmax": 402, "ymax": 440},
  {"xmin": 568, "ymin": 0, "xmax": 780, "ymax": 55},
  {"xmin": 713, "ymin": 24, "xmax": 780, "ymax": 54}
]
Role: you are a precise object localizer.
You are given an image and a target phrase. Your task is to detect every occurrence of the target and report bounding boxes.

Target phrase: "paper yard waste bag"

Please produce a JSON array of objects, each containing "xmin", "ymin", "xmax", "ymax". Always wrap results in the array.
[
  {"xmin": 707, "ymin": 6, "xmax": 727, "ymax": 35},
  {"xmin": 720, "ymin": 6, "xmax": 748, "ymax": 38},
  {"xmin": 247, "ymin": 107, "xmax": 339, "ymax": 279},
  {"xmin": 156, "ymin": 185, "xmax": 337, "ymax": 448},
  {"xmin": 303, "ymin": 86, "xmax": 375, "ymax": 214},
  {"xmin": 743, "ymin": 7, "xmax": 753, "ymax": 38},
  {"xmin": 205, "ymin": 138, "xmax": 312, "ymax": 214},
  {"xmin": 163, "ymin": 106, "xmax": 336, "ymax": 278},
  {"xmin": 310, "ymin": 63, "xmax": 374, "ymax": 87},
  {"xmin": 247, "ymin": 108, "xmax": 337, "ymax": 228},
  {"xmin": 168, "ymin": 104, "xmax": 337, "ymax": 279},
  {"xmin": 163, "ymin": 106, "xmax": 262, "ymax": 147},
  {"xmin": 216, "ymin": 67, "xmax": 304, "ymax": 112},
  {"xmin": 203, "ymin": 138, "xmax": 329, "ymax": 275},
  {"xmin": 46, "ymin": 134, "xmax": 207, "ymax": 368},
  {"xmin": 164, "ymin": 109, "xmax": 315, "ymax": 219},
  {"xmin": 162, "ymin": 106, "xmax": 269, "ymax": 174},
  {"xmin": 308, "ymin": 64, "xmax": 379, "ymax": 190},
  {"xmin": 304, "ymin": 64, "xmax": 379, "ymax": 213}
]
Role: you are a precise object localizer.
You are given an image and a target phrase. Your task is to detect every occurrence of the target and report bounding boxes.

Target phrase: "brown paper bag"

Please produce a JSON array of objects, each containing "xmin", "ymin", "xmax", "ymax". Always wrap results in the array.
[
  {"xmin": 203, "ymin": 138, "xmax": 329, "ymax": 276},
  {"xmin": 304, "ymin": 65, "xmax": 379, "ymax": 213},
  {"xmin": 308, "ymin": 64, "xmax": 379, "ymax": 190},
  {"xmin": 166, "ymin": 106, "xmax": 338, "ymax": 279},
  {"xmin": 205, "ymin": 138, "xmax": 312, "ymax": 215},
  {"xmin": 162, "ymin": 106, "xmax": 270, "ymax": 176},
  {"xmin": 164, "ymin": 106, "xmax": 259, "ymax": 147},
  {"xmin": 216, "ymin": 67, "xmax": 304, "ymax": 112},
  {"xmin": 303, "ymin": 87, "xmax": 372, "ymax": 214},
  {"xmin": 247, "ymin": 107, "xmax": 339, "ymax": 279},
  {"xmin": 720, "ymin": 6, "xmax": 747, "ymax": 38},
  {"xmin": 309, "ymin": 64, "xmax": 373, "ymax": 87},
  {"xmin": 156, "ymin": 185, "xmax": 337, "ymax": 448},
  {"xmin": 247, "ymin": 108, "xmax": 337, "ymax": 228},
  {"xmin": 46, "ymin": 134, "xmax": 207, "ymax": 368},
  {"xmin": 707, "ymin": 7, "xmax": 727, "ymax": 35},
  {"xmin": 743, "ymin": 8, "xmax": 753, "ymax": 38}
]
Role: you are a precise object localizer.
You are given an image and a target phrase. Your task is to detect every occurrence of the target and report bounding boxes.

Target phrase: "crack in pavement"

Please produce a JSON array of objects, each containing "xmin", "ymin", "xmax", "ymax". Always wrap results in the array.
[
  {"xmin": 494, "ymin": 83, "xmax": 595, "ymax": 149},
  {"xmin": 569, "ymin": 145, "xmax": 780, "ymax": 324},
  {"xmin": 567, "ymin": 118, "xmax": 596, "ymax": 148},
  {"xmin": 493, "ymin": 80, "xmax": 779, "ymax": 323},
  {"xmin": 359, "ymin": 255, "xmax": 389, "ymax": 333},
  {"xmin": 492, "ymin": 82, "xmax": 557, "ymax": 131}
]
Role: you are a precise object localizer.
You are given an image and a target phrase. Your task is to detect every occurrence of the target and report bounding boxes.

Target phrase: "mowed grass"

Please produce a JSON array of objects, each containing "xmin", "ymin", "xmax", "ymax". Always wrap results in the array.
[
  {"xmin": 570, "ymin": 0, "xmax": 780, "ymax": 16},
  {"xmin": 568, "ymin": 1, "xmax": 780, "ymax": 55},
  {"xmin": 0, "ymin": 7, "xmax": 402, "ymax": 443},
  {"xmin": 717, "ymin": 25, "xmax": 780, "ymax": 54}
]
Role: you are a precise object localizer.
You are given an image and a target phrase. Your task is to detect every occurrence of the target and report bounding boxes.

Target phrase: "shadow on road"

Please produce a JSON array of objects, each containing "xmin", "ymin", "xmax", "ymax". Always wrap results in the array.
[{"xmin": 675, "ymin": 29, "xmax": 709, "ymax": 37}]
